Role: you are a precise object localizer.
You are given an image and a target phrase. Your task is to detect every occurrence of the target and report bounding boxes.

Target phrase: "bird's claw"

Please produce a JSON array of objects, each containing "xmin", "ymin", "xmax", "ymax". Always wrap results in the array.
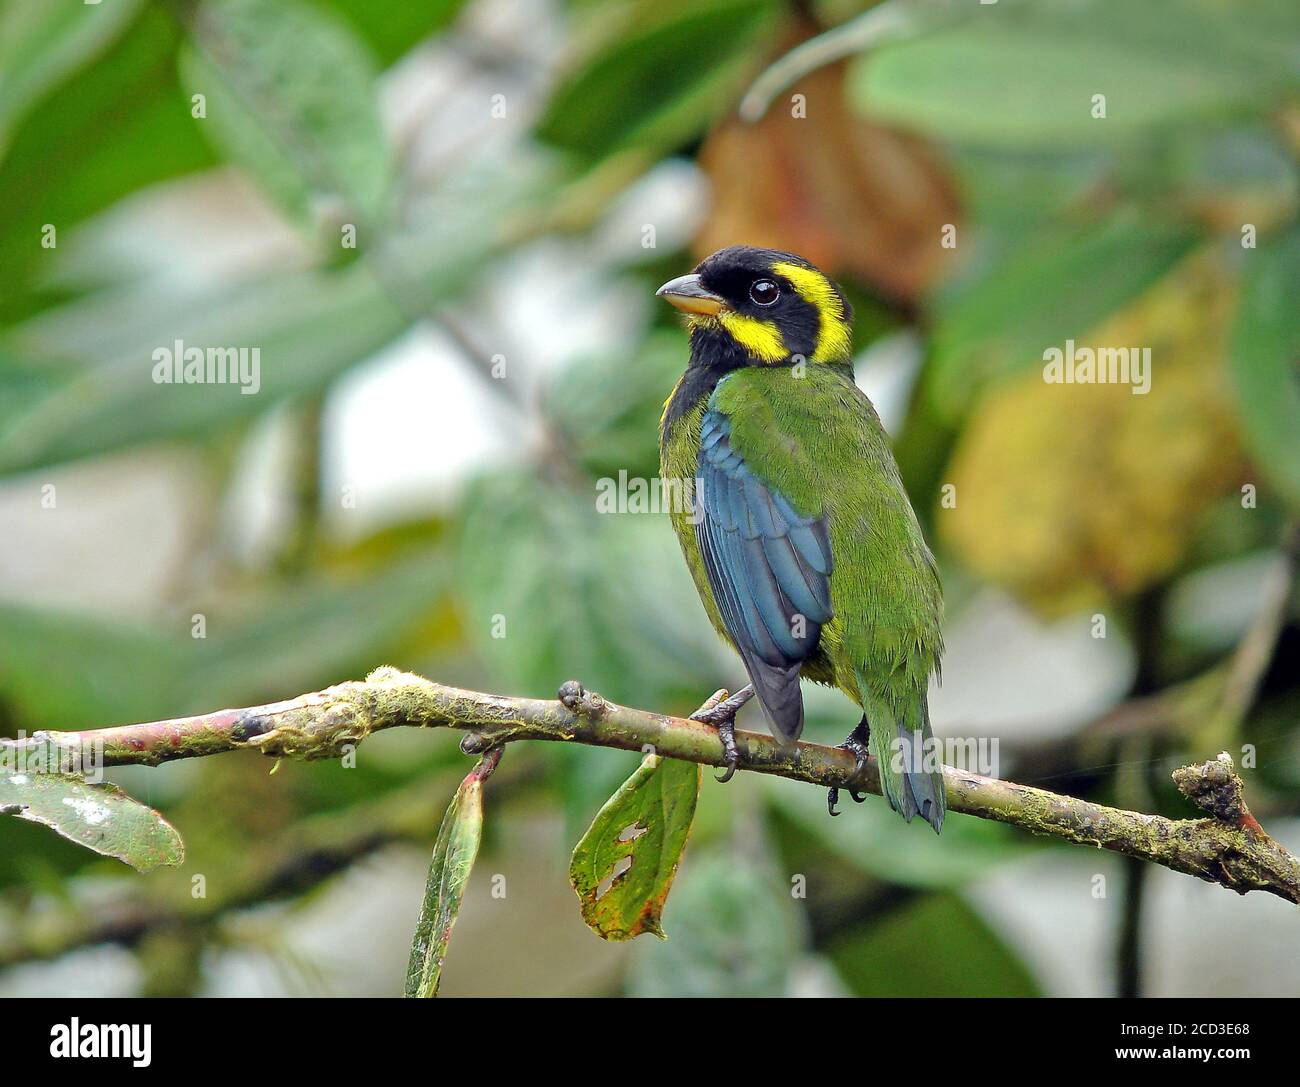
[
  {"xmin": 690, "ymin": 685, "xmax": 753, "ymax": 783},
  {"xmin": 827, "ymin": 715, "xmax": 872, "ymax": 817},
  {"xmin": 714, "ymin": 717, "xmax": 740, "ymax": 783},
  {"xmin": 826, "ymin": 783, "xmax": 867, "ymax": 817}
]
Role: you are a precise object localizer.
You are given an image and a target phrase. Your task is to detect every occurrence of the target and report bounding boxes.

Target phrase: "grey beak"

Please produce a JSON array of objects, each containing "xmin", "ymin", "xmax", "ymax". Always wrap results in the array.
[{"xmin": 656, "ymin": 273, "xmax": 727, "ymax": 316}]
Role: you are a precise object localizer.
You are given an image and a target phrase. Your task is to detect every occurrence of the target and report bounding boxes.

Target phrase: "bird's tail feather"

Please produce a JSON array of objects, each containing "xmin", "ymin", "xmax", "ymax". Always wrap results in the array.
[
  {"xmin": 861, "ymin": 683, "xmax": 946, "ymax": 834},
  {"xmin": 745, "ymin": 656, "xmax": 805, "ymax": 743}
]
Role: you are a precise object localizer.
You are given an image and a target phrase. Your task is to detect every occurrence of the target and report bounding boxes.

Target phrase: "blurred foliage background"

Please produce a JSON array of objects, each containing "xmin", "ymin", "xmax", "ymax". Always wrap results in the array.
[{"xmin": 1, "ymin": 0, "xmax": 1298, "ymax": 997}]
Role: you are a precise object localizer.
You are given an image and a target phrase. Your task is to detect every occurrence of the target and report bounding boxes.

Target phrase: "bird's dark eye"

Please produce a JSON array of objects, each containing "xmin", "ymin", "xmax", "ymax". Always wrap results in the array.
[{"xmin": 749, "ymin": 279, "xmax": 779, "ymax": 306}]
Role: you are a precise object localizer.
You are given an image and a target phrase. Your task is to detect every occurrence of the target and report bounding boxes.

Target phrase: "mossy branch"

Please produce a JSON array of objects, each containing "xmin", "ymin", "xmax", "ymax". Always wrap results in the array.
[{"xmin": 6, "ymin": 666, "xmax": 1298, "ymax": 904}]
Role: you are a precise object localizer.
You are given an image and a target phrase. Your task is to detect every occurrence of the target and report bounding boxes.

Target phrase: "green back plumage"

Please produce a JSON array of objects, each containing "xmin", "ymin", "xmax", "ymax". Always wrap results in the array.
[
  {"xmin": 666, "ymin": 365, "xmax": 942, "ymax": 693},
  {"xmin": 663, "ymin": 365, "xmax": 945, "ymax": 829}
]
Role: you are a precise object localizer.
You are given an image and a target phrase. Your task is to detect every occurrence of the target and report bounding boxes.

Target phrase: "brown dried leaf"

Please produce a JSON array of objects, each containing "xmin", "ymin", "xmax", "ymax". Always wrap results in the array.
[{"xmin": 695, "ymin": 29, "xmax": 960, "ymax": 305}]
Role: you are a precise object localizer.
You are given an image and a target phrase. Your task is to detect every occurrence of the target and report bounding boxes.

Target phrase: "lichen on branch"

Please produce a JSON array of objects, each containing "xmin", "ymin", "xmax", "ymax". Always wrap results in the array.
[{"xmin": 4, "ymin": 667, "xmax": 1298, "ymax": 905}]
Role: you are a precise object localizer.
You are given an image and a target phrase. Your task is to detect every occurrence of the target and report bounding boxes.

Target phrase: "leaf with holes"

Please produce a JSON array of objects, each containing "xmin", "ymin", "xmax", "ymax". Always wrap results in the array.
[
  {"xmin": 405, "ymin": 757, "xmax": 490, "ymax": 997},
  {"xmin": 0, "ymin": 770, "xmax": 183, "ymax": 873},
  {"xmin": 569, "ymin": 753, "xmax": 701, "ymax": 941}
]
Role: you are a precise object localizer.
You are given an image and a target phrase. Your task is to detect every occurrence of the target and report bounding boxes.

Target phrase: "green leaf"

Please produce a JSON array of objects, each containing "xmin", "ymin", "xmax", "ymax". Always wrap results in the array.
[
  {"xmin": 457, "ymin": 471, "xmax": 724, "ymax": 709},
  {"xmin": 0, "ymin": 5, "xmax": 216, "ymax": 324},
  {"xmin": 0, "ymin": 0, "xmax": 144, "ymax": 147},
  {"xmin": 569, "ymin": 752, "xmax": 701, "ymax": 940},
  {"xmin": 181, "ymin": 551, "xmax": 450, "ymax": 712},
  {"xmin": 312, "ymin": 0, "xmax": 468, "ymax": 65},
  {"xmin": 0, "ymin": 771, "xmax": 184, "ymax": 873},
  {"xmin": 542, "ymin": 330, "xmax": 685, "ymax": 483},
  {"xmin": 0, "ymin": 270, "xmax": 400, "ymax": 474},
  {"xmin": 536, "ymin": 0, "xmax": 778, "ymax": 161},
  {"xmin": 181, "ymin": 0, "xmax": 391, "ymax": 237},
  {"xmin": 929, "ymin": 208, "xmax": 1199, "ymax": 418},
  {"xmin": 405, "ymin": 758, "xmax": 490, "ymax": 997},
  {"xmin": 1229, "ymin": 228, "xmax": 1300, "ymax": 513},
  {"xmin": 0, "ymin": 167, "xmax": 530, "ymax": 473},
  {"xmin": 0, "ymin": 554, "xmax": 448, "ymax": 731},
  {"xmin": 851, "ymin": 0, "xmax": 1299, "ymax": 150},
  {"xmin": 0, "ymin": 604, "xmax": 185, "ymax": 730},
  {"xmin": 826, "ymin": 892, "xmax": 1041, "ymax": 997}
]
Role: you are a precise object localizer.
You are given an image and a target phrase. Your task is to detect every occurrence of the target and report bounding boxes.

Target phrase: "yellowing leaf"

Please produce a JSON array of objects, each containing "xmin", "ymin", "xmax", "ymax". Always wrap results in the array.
[
  {"xmin": 930, "ymin": 210, "xmax": 1199, "ymax": 418},
  {"xmin": 569, "ymin": 753, "xmax": 701, "ymax": 941},
  {"xmin": 698, "ymin": 33, "xmax": 959, "ymax": 305},
  {"xmin": 940, "ymin": 252, "xmax": 1245, "ymax": 612}
]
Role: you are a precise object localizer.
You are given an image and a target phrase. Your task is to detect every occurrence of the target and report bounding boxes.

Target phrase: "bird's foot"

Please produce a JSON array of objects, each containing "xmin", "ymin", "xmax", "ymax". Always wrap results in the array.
[
  {"xmin": 827, "ymin": 715, "xmax": 871, "ymax": 817},
  {"xmin": 690, "ymin": 685, "xmax": 754, "ymax": 783}
]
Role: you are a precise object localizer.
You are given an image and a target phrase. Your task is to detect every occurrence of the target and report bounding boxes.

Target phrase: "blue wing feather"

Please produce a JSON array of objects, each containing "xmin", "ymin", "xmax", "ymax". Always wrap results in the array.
[{"xmin": 694, "ymin": 408, "xmax": 833, "ymax": 742}]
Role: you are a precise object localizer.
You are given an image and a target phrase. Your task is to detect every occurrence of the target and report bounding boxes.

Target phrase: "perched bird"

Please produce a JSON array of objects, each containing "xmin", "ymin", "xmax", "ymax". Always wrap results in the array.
[{"xmin": 657, "ymin": 245, "xmax": 945, "ymax": 832}]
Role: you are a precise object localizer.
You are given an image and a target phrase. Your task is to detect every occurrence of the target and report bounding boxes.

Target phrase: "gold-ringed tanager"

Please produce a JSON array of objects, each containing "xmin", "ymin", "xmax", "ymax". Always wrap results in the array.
[{"xmin": 657, "ymin": 246, "xmax": 945, "ymax": 831}]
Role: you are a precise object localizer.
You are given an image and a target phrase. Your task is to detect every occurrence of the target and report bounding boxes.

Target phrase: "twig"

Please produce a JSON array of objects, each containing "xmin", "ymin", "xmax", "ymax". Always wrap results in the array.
[
  {"xmin": 1214, "ymin": 523, "xmax": 1300, "ymax": 733},
  {"xmin": 738, "ymin": 0, "xmax": 1011, "ymax": 122},
  {"xmin": 5, "ymin": 668, "xmax": 1298, "ymax": 904}
]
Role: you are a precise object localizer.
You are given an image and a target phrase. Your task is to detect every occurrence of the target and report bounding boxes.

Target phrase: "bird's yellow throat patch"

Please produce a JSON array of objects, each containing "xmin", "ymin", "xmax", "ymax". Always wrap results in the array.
[
  {"xmin": 716, "ymin": 312, "xmax": 786, "ymax": 362},
  {"xmin": 773, "ymin": 261, "xmax": 852, "ymax": 362}
]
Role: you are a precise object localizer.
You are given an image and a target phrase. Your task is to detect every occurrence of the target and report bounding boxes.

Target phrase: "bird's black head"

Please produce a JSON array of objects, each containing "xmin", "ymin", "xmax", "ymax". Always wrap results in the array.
[{"xmin": 656, "ymin": 246, "xmax": 853, "ymax": 366}]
